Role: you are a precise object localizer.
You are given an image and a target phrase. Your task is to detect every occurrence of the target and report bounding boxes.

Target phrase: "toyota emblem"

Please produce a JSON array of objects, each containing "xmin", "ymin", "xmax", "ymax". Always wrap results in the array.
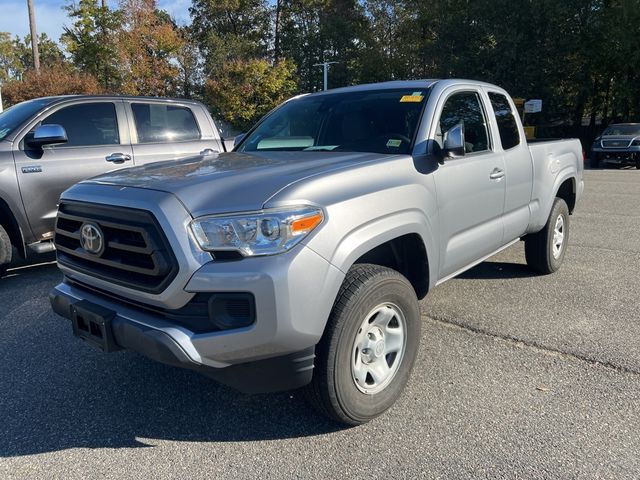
[{"xmin": 80, "ymin": 223, "xmax": 105, "ymax": 256}]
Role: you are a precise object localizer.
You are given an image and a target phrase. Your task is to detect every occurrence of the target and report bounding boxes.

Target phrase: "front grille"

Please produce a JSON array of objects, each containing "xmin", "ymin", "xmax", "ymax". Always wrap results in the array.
[
  {"xmin": 55, "ymin": 201, "xmax": 179, "ymax": 294},
  {"xmin": 602, "ymin": 139, "xmax": 631, "ymax": 149}
]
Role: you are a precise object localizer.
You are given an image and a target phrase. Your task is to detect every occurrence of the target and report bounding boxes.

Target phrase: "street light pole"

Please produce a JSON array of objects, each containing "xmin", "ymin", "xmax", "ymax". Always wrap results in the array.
[{"xmin": 313, "ymin": 61, "xmax": 338, "ymax": 91}]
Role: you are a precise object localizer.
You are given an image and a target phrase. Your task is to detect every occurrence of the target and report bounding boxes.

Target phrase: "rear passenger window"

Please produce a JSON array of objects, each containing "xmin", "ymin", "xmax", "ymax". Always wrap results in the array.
[
  {"xmin": 42, "ymin": 103, "xmax": 119, "ymax": 147},
  {"xmin": 438, "ymin": 92, "xmax": 489, "ymax": 154},
  {"xmin": 489, "ymin": 93, "xmax": 520, "ymax": 150},
  {"xmin": 131, "ymin": 103, "xmax": 200, "ymax": 143}
]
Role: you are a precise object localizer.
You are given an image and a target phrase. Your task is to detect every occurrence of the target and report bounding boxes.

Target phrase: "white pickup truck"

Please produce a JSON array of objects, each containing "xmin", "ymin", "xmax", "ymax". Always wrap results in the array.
[{"xmin": 50, "ymin": 79, "xmax": 584, "ymax": 425}]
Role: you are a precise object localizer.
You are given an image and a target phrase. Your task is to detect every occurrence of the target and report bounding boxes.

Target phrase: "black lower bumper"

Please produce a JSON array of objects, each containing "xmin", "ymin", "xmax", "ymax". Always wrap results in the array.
[
  {"xmin": 50, "ymin": 288, "xmax": 315, "ymax": 394},
  {"xmin": 592, "ymin": 150, "xmax": 639, "ymax": 163}
]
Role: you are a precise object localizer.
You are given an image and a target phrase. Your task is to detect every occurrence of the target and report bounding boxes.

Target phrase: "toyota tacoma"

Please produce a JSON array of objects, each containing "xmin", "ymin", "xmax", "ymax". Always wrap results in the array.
[{"xmin": 50, "ymin": 80, "xmax": 584, "ymax": 425}]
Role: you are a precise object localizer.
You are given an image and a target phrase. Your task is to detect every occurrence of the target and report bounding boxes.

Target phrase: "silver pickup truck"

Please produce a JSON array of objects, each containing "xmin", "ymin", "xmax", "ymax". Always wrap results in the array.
[
  {"xmin": 49, "ymin": 80, "xmax": 584, "ymax": 425},
  {"xmin": 0, "ymin": 95, "xmax": 225, "ymax": 276}
]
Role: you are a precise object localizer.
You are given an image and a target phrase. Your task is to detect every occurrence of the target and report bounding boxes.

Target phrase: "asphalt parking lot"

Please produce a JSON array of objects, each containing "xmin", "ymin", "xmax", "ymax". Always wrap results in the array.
[{"xmin": 0, "ymin": 169, "xmax": 638, "ymax": 479}]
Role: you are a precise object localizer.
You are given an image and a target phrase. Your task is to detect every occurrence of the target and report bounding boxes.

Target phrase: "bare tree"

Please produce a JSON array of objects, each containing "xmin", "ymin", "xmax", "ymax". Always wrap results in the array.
[{"xmin": 27, "ymin": 0, "xmax": 40, "ymax": 71}]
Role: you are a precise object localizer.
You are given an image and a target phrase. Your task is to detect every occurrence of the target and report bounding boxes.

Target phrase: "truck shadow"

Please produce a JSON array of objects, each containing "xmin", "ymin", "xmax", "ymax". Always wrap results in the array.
[
  {"xmin": 0, "ymin": 267, "xmax": 340, "ymax": 458},
  {"xmin": 457, "ymin": 261, "xmax": 538, "ymax": 280}
]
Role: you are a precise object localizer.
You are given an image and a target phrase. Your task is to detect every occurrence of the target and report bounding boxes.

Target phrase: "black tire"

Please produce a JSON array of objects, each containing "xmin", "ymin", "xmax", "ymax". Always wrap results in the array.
[
  {"xmin": 635, "ymin": 159, "xmax": 640, "ymax": 170},
  {"xmin": 0, "ymin": 224, "xmax": 12, "ymax": 278},
  {"xmin": 525, "ymin": 197, "xmax": 569, "ymax": 274},
  {"xmin": 590, "ymin": 153, "xmax": 601, "ymax": 169},
  {"xmin": 305, "ymin": 264, "xmax": 421, "ymax": 425}
]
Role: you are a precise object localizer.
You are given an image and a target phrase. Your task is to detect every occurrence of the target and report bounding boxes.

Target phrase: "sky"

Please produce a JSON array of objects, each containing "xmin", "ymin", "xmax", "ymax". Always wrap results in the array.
[{"xmin": 0, "ymin": 0, "xmax": 192, "ymax": 43}]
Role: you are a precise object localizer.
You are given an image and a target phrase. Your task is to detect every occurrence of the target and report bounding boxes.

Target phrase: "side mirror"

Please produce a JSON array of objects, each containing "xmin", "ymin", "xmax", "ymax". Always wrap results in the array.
[
  {"xmin": 443, "ymin": 123, "xmax": 465, "ymax": 158},
  {"xmin": 233, "ymin": 133, "xmax": 246, "ymax": 148},
  {"xmin": 28, "ymin": 124, "xmax": 68, "ymax": 148}
]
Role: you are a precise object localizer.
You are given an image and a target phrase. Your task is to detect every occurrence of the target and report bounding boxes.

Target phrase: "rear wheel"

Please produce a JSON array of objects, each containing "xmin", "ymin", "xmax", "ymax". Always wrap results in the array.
[
  {"xmin": 0, "ymin": 224, "xmax": 12, "ymax": 278},
  {"xmin": 305, "ymin": 264, "xmax": 421, "ymax": 425},
  {"xmin": 525, "ymin": 197, "xmax": 569, "ymax": 274}
]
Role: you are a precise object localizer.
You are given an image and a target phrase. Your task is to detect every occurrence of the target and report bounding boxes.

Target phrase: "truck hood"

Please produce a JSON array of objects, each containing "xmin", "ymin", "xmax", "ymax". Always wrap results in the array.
[{"xmin": 85, "ymin": 151, "xmax": 388, "ymax": 217}]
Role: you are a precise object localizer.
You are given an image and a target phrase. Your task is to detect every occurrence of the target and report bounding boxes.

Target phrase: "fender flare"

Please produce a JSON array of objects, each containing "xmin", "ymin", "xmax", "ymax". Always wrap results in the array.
[
  {"xmin": 529, "ymin": 167, "xmax": 577, "ymax": 233},
  {"xmin": 328, "ymin": 209, "xmax": 439, "ymax": 293}
]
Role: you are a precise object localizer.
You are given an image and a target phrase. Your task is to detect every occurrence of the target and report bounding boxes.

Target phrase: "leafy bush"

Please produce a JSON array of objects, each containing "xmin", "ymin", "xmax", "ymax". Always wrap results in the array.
[{"xmin": 2, "ymin": 63, "xmax": 102, "ymax": 106}]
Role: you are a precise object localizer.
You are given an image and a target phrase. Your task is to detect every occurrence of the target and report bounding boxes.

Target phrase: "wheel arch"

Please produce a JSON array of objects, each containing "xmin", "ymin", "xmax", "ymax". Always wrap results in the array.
[
  {"xmin": 325, "ymin": 211, "xmax": 437, "ymax": 300},
  {"xmin": 554, "ymin": 176, "xmax": 576, "ymax": 214},
  {"xmin": 0, "ymin": 197, "xmax": 26, "ymax": 259}
]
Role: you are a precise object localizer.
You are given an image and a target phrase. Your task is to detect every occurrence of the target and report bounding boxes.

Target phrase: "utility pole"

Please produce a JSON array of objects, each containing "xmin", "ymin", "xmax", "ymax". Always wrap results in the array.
[
  {"xmin": 101, "ymin": 0, "xmax": 108, "ymax": 88},
  {"xmin": 273, "ymin": 0, "xmax": 282, "ymax": 63},
  {"xmin": 313, "ymin": 61, "xmax": 338, "ymax": 91},
  {"xmin": 27, "ymin": 0, "xmax": 40, "ymax": 72}
]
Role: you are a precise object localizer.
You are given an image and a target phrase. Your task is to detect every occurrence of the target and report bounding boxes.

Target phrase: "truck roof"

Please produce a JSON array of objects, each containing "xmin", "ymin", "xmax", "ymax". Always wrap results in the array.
[
  {"xmin": 32, "ymin": 94, "xmax": 204, "ymax": 106},
  {"xmin": 304, "ymin": 79, "xmax": 504, "ymax": 97},
  {"xmin": 312, "ymin": 80, "xmax": 438, "ymax": 95}
]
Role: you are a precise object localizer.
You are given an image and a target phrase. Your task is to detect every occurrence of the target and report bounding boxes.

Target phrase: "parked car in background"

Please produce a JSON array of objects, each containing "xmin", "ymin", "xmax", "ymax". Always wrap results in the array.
[
  {"xmin": 590, "ymin": 123, "xmax": 640, "ymax": 169},
  {"xmin": 0, "ymin": 95, "xmax": 226, "ymax": 276},
  {"xmin": 49, "ymin": 79, "xmax": 584, "ymax": 425}
]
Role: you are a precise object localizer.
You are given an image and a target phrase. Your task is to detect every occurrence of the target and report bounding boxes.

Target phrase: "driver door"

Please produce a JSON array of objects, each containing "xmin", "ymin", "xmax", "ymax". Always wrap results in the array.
[
  {"xmin": 432, "ymin": 89, "xmax": 506, "ymax": 279},
  {"xmin": 12, "ymin": 100, "xmax": 132, "ymax": 241}
]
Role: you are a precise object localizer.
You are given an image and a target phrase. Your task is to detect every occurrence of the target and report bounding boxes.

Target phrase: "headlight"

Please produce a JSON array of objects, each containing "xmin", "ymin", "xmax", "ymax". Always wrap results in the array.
[{"xmin": 189, "ymin": 206, "xmax": 324, "ymax": 257}]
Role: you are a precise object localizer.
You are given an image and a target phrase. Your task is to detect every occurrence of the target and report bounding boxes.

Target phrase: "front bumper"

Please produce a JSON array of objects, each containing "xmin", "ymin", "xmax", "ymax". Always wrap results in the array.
[
  {"xmin": 49, "ymin": 243, "xmax": 344, "ymax": 393},
  {"xmin": 591, "ymin": 146, "xmax": 639, "ymax": 164},
  {"xmin": 50, "ymin": 282, "xmax": 317, "ymax": 393}
]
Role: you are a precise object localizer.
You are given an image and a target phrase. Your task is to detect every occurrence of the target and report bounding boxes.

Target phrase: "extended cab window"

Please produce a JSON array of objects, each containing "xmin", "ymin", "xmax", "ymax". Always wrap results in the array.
[
  {"xmin": 238, "ymin": 88, "xmax": 429, "ymax": 155},
  {"xmin": 131, "ymin": 103, "xmax": 200, "ymax": 143},
  {"xmin": 488, "ymin": 92, "xmax": 520, "ymax": 150},
  {"xmin": 438, "ymin": 92, "xmax": 489, "ymax": 154},
  {"xmin": 39, "ymin": 103, "xmax": 119, "ymax": 147}
]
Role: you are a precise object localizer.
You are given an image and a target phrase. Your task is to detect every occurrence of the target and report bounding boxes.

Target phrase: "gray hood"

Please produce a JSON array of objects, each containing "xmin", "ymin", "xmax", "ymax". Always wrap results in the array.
[{"xmin": 86, "ymin": 151, "xmax": 388, "ymax": 217}]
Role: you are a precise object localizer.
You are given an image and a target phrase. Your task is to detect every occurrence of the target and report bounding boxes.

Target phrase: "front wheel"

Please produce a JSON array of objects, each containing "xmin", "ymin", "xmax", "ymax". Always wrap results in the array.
[
  {"xmin": 305, "ymin": 264, "xmax": 421, "ymax": 425},
  {"xmin": 525, "ymin": 197, "xmax": 569, "ymax": 274}
]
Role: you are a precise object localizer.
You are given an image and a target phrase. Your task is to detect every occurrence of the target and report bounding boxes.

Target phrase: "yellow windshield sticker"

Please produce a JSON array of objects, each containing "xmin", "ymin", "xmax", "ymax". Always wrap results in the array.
[
  {"xmin": 386, "ymin": 139, "xmax": 402, "ymax": 148},
  {"xmin": 400, "ymin": 94, "xmax": 423, "ymax": 103}
]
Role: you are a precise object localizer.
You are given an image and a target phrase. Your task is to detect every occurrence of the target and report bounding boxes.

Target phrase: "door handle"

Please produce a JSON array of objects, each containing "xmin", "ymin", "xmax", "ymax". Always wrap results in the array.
[
  {"xmin": 200, "ymin": 148, "xmax": 217, "ymax": 156},
  {"xmin": 489, "ymin": 168, "xmax": 505, "ymax": 180},
  {"xmin": 106, "ymin": 153, "xmax": 132, "ymax": 163}
]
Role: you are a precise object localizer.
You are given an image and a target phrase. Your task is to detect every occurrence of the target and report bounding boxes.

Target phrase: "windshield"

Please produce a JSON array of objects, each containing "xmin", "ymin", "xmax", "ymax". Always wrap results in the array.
[
  {"xmin": 0, "ymin": 98, "xmax": 54, "ymax": 141},
  {"xmin": 603, "ymin": 124, "xmax": 640, "ymax": 136},
  {"xmin": 238, "ymin": 88, "xmax": 430, "ymax": 155}
]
